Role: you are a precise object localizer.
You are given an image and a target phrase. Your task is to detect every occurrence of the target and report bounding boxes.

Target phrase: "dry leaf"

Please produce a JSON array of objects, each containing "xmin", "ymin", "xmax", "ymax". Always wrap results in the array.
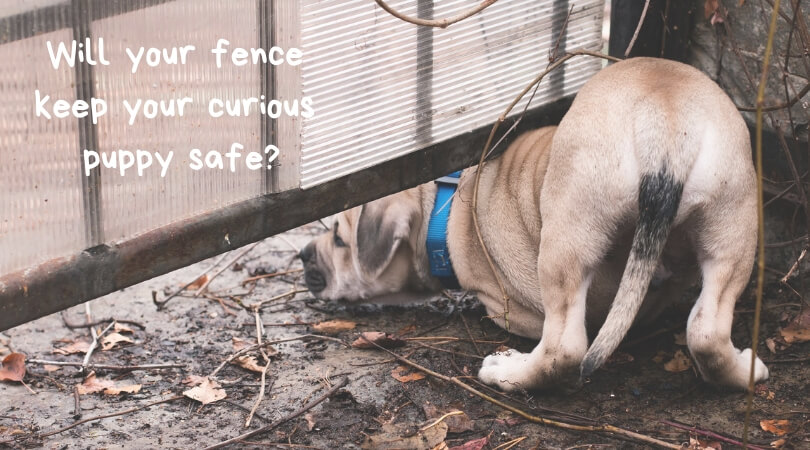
[
  {"xmin": 770, "ymin": 438, "xmax": 786, "ymax": 448},
  {"xmin": 760, "ymin": 419, "xmax": 793, "ymax": 436},
  {"xmin": 185, "ymin": 274, "xmax": 209, "ymax": 290},
  {"xmin": 663, "ymin": 349, "xmax": 692, "ymax": 372},
  {"xmin": 53, "ymin": 340, "xmax": 91, "ymax": 355},
  {"xmin": 304, "ymin": 413, "xmax": 316, "ymax": 431},
  {"xmin": 77, "ymin": 372, "xmax": 116, "ymax": 395},
  {"xmin": 362, "ymin": 421, "xmax": 447, "ymax": 449},
  {"xmin": 311, "ymin": 319, "xmax": 357, "ymax": 334},
  {"xmin": 232, "ymin": 355, "xmax": 266, "ymax": 373},
  {"xmin": 779, "ymin": 308, "xmax": 810, "ymax": 344},
  {"xmin": 183, "ymin": 378, "xmax": 226, "ymax": 405},
  {"xmin": 652, "ymin": 350, "xmax": 668, "ymax": 363},
  {"xmin": 101, "ymin": 333, "xmax": 133, "ymax": 351},
  {"xmin": 674, "ymin": 332, "xmax": 687, "ymax": 346},
  {"xmin": 391, "ymin": 365, "xmax": 425, "ymax": 383},
  {"xmin": 43, "ymin": 365, "xmax": 61, "ymax": 372},
  {"xmin": 689, "ymin": 435, "xmax": 723, "ymax": 449},
  {"xmin": 182, "ymin": 375, "xmax": 207, "ymax": 386},
  {"xmin": 352, "ymin": 332, "xmax": 406, "ymax": 349},
  {"xmin": 232, "ymin": 337, "xmax": 252, "ymax": 352},
  {"xmin": 104, "ymin": 384, "xmax": 142, "ymax": 395},
  {"xmin": 449, "ymin": 436, "xmax": 488, "ymax": 450},
  {"xmin": 113, "ymin": 322, "xmax": 135, "ymax": 334},
  {"xmin": 0, "ymin": 353, "xmax": 26, "ymax": 382}
]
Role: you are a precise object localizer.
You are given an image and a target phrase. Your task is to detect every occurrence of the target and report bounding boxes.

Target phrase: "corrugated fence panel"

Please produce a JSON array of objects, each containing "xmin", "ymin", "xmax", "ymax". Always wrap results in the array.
[
  {"xmin": 0, "ymin": 26, "xmax": 85, "ymax": 275},
  {"xmin": 92, "ymin": 0, "xmax": 263, "ymax": 242},
  {"xmin": 298, "ymin": 0, "xmax": 604, "ymax": 188}
]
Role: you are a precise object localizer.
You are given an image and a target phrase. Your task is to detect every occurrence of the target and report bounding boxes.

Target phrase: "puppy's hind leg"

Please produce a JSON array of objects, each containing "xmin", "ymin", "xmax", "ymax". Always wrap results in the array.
[
  {"xmin": 687, "ymin": 195, "xmax": 768, "ymax": 389},
  {"xmin": 478, "ymin": 203, "xmax": 616, "ymax": 391}
]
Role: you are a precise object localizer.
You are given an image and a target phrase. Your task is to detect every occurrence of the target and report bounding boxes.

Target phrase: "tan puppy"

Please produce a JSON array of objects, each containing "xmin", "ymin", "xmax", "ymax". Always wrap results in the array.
[{"xmin": 300, "ymin": 57, "xmax": 768, "ymax": 391}]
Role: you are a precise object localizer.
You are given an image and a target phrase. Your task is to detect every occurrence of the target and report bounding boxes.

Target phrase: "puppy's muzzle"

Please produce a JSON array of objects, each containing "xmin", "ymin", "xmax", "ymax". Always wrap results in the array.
[{"xmin": 299, "ymin": 243, "xmax": 326, "ymax": 294}]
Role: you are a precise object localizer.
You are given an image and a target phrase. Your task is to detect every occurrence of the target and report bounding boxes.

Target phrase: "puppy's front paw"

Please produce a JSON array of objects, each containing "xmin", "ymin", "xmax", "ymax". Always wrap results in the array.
[
  {"xmin": 478, "ymin": 349, "xmax": 531, "ymax": 392},
  {"xmin": 738, "ymin": 348, "xmax": 769, "ymax": 383}
]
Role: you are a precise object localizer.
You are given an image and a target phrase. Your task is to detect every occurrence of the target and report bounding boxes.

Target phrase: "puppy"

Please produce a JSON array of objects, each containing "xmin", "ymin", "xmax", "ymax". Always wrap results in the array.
[{"xmin": 300, "ymin": 57, "xmax": 769, "ymax": 391}]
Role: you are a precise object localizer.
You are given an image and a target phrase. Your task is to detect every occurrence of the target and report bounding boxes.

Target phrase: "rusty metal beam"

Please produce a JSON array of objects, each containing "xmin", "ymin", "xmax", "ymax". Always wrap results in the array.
[{"xmin": 0, "ymin": 97, "xmax": 574, "ymax": 331}]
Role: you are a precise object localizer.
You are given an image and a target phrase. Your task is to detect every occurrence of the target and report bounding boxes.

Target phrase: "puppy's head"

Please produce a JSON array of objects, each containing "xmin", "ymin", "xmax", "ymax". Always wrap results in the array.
[{"xmin": 300, "ymin": 197, "xmax": 419, "ymax": 301}]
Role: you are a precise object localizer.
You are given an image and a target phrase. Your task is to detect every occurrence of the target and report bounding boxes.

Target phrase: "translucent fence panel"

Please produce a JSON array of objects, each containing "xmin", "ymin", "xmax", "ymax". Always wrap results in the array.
[
  {"xmin": 298, "ymin": 0, "xmax": 604, "ymax": 188},
  {"xmin": 92, "ymin": 0, "xmax": 263, "ymax": 242},
  {"xmin": 0, "ymin": 27, "xmax": 85, "ymax": 275}
]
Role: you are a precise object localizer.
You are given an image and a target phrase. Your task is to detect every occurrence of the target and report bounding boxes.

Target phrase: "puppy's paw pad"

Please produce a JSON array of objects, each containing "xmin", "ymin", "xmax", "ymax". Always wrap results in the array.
[
  {"xmin": 739, "ymin": 348, "xmax": 769, "ymax": 382},
  {"xmin": 478, "ymin": 350, "xmax": 529, "ymax": 391}
]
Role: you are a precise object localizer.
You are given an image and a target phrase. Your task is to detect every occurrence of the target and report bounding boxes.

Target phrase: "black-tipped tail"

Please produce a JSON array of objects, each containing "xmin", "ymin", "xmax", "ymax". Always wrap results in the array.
[{"xmin": 581, "ymin": 168, "xmax": 684, "ymax": 379}]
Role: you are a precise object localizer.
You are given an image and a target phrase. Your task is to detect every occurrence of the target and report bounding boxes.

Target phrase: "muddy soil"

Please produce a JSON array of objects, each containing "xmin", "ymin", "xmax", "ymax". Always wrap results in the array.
[{"xmin": 1, "ymin": 222, "xmax": 808, "ymax": 449}]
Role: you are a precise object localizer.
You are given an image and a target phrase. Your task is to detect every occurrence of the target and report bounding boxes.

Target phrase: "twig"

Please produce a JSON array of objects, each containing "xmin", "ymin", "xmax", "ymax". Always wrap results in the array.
[
  {"xmin": 60, "ymin": 312, "xmax": 146, "ymax": 330},
  {"xmin": 420, "ymin": 411, "xmax": 463, "ymax": 432},
  {"xmin": 242, "ymin": 268, "xmax": 303, "ymax": 285},
  {"xmin": 39, "ymin": 395, "xmax": 183, "ymax": 438},
  {"xmin": 194, "ymin": 243, "xmax": 260, "ymax": 297},
  {"xmin": 745, "ymin": 1, "xmax": 782, "ymax": 446},
  {"xmin": 460, "ymin": 314, "xmax": 484, "ymax": 356},
  {"xmin": 780, "ymin": 247, "xmax": 808, "ymax": 283},
  {"xmin": 204, "ymin": 377, "xmax": 348, "ymax": 450},
  {"xmin": 153, "ymin": 251, "xmax": 230, "ymax": 310},
  {"xmin": 624, "ymin": 0, "xmax": 651, "ymax": 57},
  {"xmin": 762, "ymin": 355, "xmax": 810, "ymax": 363},
  {"xmin": 245, "ymin": 309, "xmax": 273, "ymax": 428},
  {"xmin": 494, "ymin": 436, "xmax": 527, "ymax": 450},
  {"xmin": 222, "ymin": 399, "xmax": 269, "ymax": 423},
  {"xmin": 73, "ymin": 385, "xmax": 81, "ymax": 419},
  {"xmin": 277, "ymin": 235, "xmax": 300, "ymax": 253},
  {"xmin": 737, "ymin": 82, "xmax": 810, "ymax": 111},
  {"xmin": 660, "ymin": 420, "xmax": 767, "ymax": 450},
  {"xmin": 415, "ymin": 342, "xmax": 484, "ymax": 360},
  {"xmin": 373, "ymin": 0, "xmax": 499, "ymax": 29},
  {"xmin": 28, "ymin": 360, "xmax": 186, "ymax": 372},
  {"xmin": 356, "ymin": 335, "xmax": 680, "ymax": 449},
  {"xmin": 247, "ymin": 288, "xmax": 309, "ymax": 310},
  {"xmin": 82, "ymin": 321, "xmax": 115, "ymax": 373}
]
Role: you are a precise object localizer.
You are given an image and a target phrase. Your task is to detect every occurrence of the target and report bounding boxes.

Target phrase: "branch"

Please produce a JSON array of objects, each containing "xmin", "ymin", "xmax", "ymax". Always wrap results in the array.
[{"xmin": 373, "ymin": 0, "xmax": 498, "ymax": 29}]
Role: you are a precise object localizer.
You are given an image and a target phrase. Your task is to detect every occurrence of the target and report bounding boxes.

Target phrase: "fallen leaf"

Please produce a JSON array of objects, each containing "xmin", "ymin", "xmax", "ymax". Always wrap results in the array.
[
  {"xmin": 362, "ymin": 421, "xmax": 447, "ymax": 450},
  {"xmin": 689, "ymin": 435, "xmax": 723, "ymax": 449},
  {"xmin": 77, "ymin": 372, "xmax": 116, "ymax": 395},
  {"xmin": 391, "ymin": 365, "xmax": 425, "ymax": 383},
  {"xmin": 423, "ymin": 404, "xmax": 473, "ymax": 433},
  {"xmin": 765, "ymin": 337, "xmax": 789, "ymax": 354},
  {"xmin": 674, "ymin": 332, "xmax": 687, "ymax": 346},
  {"xmin": 113, "ymin": 322, "xmax": 135, "ymax": 334},
  {"xmin": 183, "ymin": 378, "xmax": 226, "ymax": 405},
  {"xmin": 760, "ymin": 419, "xmax": 793, "ymax": 436},
  {"xmin": 704, "ymin": 0, "xmax": 719, "ymax": 18},
  {"xmin": 663, "ymin": 349, "xmax": 692, "ymax": 372},
  {"xmin": 101, "ymin": 333, "xmax": 133, "ymax": 351},
  {"xmin": 182, "ymin": 375, "xmax": 206, "ymax": 386},
  {"xmin": 449, "ymin": 436, "xmax": 488, "ymax": 450},
  {"xmin": 53, "ymin": 340, "xmax": 91, "ymax": 355},
  {"xmin": 304, "ymin": 413, "xmax": 316, "ymax": 431},
  {"xmin": 185, "ymin": 274, "xmax": 209, "ymax": 290},
  {"xmin": 104, "ymin": 384, "xmax": 142, "ymax": 395},
  {"xmin": 232, "ymin": 337, "xmax": 252, "ymax": 352},
  {"xmin": 43, "ymin": 365, "xmax": 61, "ymax": 372},
  {"xmin": 770, "ymin": 438, "xmax": 786, "ymax": 448},
  {"xmin": 232, "ymin": 355, "xmax": 266, "ymax": 373},
  {"xmin": 352, "ymin": 332, "xmax": 406, "ymax": 349},
  {"xmin": 311, "ymin": 319, "xmax": 357, "ymax": 334},
  {"xmin": 0, "ymin": 353, "xmax": 26, "ymax": 382},
  {"xmin": 652, "ymin": 350, "xmax": 668, "ymax": 363},
  {"xmin": 779, "ymin": 307, "xmax": 810, "ymax": 344},
  {"xmin": 396, "ymin": 324, "xmax": 418, "ymax": 336}
]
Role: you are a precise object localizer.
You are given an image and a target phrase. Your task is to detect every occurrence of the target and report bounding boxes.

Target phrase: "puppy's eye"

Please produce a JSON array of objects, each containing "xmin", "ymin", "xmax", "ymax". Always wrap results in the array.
[
  {"xmin": 334, "ymin": 234, "xmax": 348, "ymax": 248},
  {"xmin": 333, "ymin": 223, "xmax": 348, "ymax": 248}
]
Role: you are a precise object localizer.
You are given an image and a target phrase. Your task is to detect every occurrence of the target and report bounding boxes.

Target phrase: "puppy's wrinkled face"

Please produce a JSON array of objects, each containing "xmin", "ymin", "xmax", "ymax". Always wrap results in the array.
[{"xmin": 300, "ymin": 201, "xmax": 416, "ymax": 302}]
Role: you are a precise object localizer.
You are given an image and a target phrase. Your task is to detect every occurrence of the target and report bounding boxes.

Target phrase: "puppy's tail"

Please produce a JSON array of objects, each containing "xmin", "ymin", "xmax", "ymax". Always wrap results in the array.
[{"xmin": 580, "ymin": 165, "xmax": 684, "ymax": 379}]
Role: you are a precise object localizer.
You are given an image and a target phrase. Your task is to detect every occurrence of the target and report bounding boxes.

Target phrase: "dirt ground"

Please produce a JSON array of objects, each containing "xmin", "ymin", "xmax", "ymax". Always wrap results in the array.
[{"xmin": 1, "ymin": 222, "xmax": 809, "ymax": 449}]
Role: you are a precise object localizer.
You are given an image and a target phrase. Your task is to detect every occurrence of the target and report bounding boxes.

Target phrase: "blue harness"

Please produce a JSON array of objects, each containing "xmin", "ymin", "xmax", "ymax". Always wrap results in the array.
[{"xmin": 426, "ymin": 171, "xmax": 462, "ymax": 289}]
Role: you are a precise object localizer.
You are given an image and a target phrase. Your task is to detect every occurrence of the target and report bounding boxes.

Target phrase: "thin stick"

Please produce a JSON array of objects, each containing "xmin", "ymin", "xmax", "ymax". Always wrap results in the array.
[
  {"xmin": 204, "ymin": 377, "xmax": 348, "ymax": 450},
  {"xmin": 277, "ymin": 235, "xmax": 300, "ymax": 253},
  {"xmin": 61, "ymin": 313, "xmax": 146, "ymax": 330},
  {"xmin": 242, "ymin": 268, "xmax": 303, "ymax": 285},
  {"xmin": 82, "ymin": 321, "xmax": 115, "ymax": 373},
  {"xmin": 357, "ymin": 335, "xmax": 680, "ymax": 449},
  {"xmin": 28, "ymin": 360, "xmax": 185, "ymax": 372},
  {"xmin": 195, "ymin": 243, "xmax": 260, "ymax": 296},
  {"xmin": 624, "ymin": 0, "xmax": 651, "ymax": 57},
  {"xmin": 247, "ymin": 288, "xmax": 309, "ymax": 310},
  {"xmin": 73, "ymin": 385, "xmax": 81, "ymax": 419},
  {"xmin": 660, "ymin": 420, "xmax": 767, "ymax": 450},
  {"xmin": 745, "ymin": 1, "xmax": 782, "ymax": 446},
  {"xmin": 153, "ymin": 251, "xmax": 230, "ymax": 310},
  {"xmin": 420, "ymin": 411, "xmax": 463, "ymax": 432},
  {"xmin": 373, "ymin": 0, "xmax": 499, "ymax": 29},
  {"xmin": 460, "ymin": 314, "xmax": 484, "ymax": 356},
  {"xmin": 737, "ymin": 82, "xmax": 810, "ymax": 111},
  {"xmin": 39, "ymin": 395, "xmax": 183, "ymax": 438},
  {"xmin": 246, "ymin": 309, "xmax": 272, "ymax": 427},
  {"xmin": 780, "ymin": 247, "xmax": 807, "ymax": 283}
]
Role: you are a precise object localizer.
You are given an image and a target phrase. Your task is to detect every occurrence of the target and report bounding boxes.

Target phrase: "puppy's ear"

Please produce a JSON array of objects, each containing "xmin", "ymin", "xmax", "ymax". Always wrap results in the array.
[{"xmin": 353, "ymin": 202, "xmax": 413, "ymax": 279}]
